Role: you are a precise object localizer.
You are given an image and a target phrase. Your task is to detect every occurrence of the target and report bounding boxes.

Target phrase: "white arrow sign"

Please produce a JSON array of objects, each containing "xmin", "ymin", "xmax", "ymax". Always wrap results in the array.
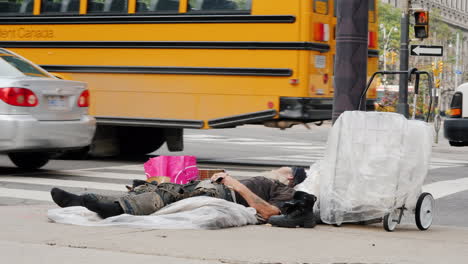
[{"xmin": 410, "ymin": 45, "xmax": 443, "ymax": 56}]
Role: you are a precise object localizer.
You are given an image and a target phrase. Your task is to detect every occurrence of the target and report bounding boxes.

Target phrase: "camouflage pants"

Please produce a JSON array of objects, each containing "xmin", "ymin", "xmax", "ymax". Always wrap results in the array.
[{"xmin": 111, "ymin": 180, "xmax": 236, "ymax": 215}]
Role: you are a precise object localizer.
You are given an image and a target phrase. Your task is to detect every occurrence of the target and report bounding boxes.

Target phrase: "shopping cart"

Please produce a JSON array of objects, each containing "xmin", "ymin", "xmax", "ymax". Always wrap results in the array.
[{"xmin": 319, "ymin": 69, "xmax": 435, "ymax": 232}]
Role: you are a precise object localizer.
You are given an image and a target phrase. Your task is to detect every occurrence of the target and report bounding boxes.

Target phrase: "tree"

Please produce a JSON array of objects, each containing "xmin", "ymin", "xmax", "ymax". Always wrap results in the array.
[{"xmin": 378, "ymin": 2, "xmax": 400, "ymax": 55}]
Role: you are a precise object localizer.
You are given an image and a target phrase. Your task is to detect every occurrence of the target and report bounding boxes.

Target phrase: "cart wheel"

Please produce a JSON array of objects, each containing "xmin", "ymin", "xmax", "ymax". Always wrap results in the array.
[
  {"xmin": 383, "ymin": 210, "xmax": 398, "ymax": 232},
  {"xmin": 415, "ymin": 192, "xmax": 434, "ymax": 231}
]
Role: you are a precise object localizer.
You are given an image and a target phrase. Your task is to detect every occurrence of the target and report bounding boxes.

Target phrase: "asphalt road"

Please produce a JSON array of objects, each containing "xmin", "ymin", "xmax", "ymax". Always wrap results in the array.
[{"xmin": 1, "ymin": 121, "xmax": 468, "ymax": 228}]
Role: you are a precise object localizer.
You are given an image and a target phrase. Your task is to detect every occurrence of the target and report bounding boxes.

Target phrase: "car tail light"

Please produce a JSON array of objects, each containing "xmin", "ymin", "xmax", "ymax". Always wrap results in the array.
[
  {"xmin": 0, "ymin": 87, "xmax": 38, "ymax": 107},
  {"xmin": 368, "ymin": 31, "xmax": 377, "ymax": 48},
  {"xmin": 314, "ymin": 23, "xmax": 330, "ymax": 41},
  {"xmin": 78, "ymin": 90, "xmax": 89, "ymax": 107},
  {"xmin": 448, "ymin": 92, "xmax": 462, "ymax": 118}
]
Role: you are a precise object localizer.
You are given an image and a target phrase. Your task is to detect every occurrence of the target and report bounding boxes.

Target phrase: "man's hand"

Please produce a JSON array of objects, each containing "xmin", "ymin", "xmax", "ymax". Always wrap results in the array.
[
  {"xmin": 211, "ymin": 172, "xmax": 281, "ymax": 220},
  {"xmin": 211, "ymin": 172, "xmax": 241, "ymax": 190}
]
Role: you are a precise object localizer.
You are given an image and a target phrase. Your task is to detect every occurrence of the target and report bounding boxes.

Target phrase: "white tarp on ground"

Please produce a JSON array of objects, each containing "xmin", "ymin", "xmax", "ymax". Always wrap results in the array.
[
  {"xmin": 317, "ymin": 111, "xmax": 432, "ymax": 224},
  {"xmin": 48, "ymin": 196, "xmax": 258, "ymax": 229}
]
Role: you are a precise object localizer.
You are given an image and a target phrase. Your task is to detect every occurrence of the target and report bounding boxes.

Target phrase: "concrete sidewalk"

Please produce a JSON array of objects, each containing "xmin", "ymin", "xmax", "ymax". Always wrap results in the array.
[{"xmin": 1, "ymin": 205, "xmax": 468, "ymax": 264}]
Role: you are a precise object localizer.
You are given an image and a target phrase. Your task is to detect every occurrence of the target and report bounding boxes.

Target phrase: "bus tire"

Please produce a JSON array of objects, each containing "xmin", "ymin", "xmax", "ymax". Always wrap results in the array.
[
  {"xmin": 165, "ymin": 128, "xmax": 184, "ymax": 152},
  {"xmin": 55, "ymin": 146, "xmax": 91, "ymax": 160},
  {"xmin": 117, "ymin": 127, "xmax": 166, "ymax": 156},
  {"xmin": 449, "ymin": 141, "xmax": 467, "ymax": 147}
]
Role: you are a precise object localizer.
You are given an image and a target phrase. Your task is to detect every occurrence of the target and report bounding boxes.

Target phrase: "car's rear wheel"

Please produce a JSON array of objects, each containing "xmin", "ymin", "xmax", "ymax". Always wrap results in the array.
[
  {"xmin": 8, "ymin": 152, "xmax": 50, "ymax": 170},
  {"xmin": 117, "ymin": 127, "xmax": 166, "ymax": 156}
]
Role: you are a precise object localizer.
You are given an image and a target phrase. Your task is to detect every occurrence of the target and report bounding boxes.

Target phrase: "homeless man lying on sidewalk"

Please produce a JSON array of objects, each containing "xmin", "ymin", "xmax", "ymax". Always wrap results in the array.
[{"xmin": 50, "ymin": 167, "xmax": 317, "ymax": 228}]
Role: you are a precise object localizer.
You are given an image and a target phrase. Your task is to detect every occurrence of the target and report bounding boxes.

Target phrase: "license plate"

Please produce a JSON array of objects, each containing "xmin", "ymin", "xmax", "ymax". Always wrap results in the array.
[{"xmin": 47, "ymin": 96, "xmax": 68, "ymax": 110}]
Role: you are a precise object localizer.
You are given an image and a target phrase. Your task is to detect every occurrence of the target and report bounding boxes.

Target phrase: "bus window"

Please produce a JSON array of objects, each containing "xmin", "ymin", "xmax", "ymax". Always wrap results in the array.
[
  {"xmin": 135, "ymin": 0, "xmax": 179, "ymax": 12},
  {"xmin": 314, "ymin": 0, "xmax": 328, "ymax": 15},
  {"xmin": 188, "ymin": 0, "xmax": 251, "ymax": 12},
  {"xmin": 0, "ymin": 0, "xmax": 33, "ymax": 15},
  {"xmin": 87, "ymin": 0, "xmax": 128, "ymax": 13},
  {"xmin": 41, "ymin": 0, "xmax": 79, "ymax": 13}
]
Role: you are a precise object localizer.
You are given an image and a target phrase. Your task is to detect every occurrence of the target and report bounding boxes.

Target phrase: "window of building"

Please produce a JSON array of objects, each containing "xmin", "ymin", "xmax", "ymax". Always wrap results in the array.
[
  {"xmin": 135, "ymin": 0, "xmax": 179, "ymax": 12},
  {"xmin": 188, "ymin": 0, "xmax": 251, "ymax": 12},
  {"xmin": 0, "ymin": 0, "xmax": 33, "ymax": 15},
  {"xmin": 87, "ymin": 0, "xmax": 128, "ymax": 13}
]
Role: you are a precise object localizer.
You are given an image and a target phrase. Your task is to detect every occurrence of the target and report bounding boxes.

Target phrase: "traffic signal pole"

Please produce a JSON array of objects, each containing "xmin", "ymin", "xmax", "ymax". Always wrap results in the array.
[
  {"xmin": 332, "ymin": 0, "xmax": 369, "ymax": 123},
  {"xmin": 397, "ymin": 0, "xmax": 410, "ymax": 118}
]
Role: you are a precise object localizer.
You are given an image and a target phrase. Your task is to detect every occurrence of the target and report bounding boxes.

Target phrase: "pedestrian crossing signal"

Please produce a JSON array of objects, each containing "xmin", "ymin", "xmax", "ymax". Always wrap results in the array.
[{"xmin": 414, "ymin": 11, "xmax": 429, "ymax": 39}]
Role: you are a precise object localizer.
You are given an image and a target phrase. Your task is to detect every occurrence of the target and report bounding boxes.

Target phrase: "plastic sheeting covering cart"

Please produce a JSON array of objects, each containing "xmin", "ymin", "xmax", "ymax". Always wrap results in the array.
[{"xmin": 319, "ymin": 111, "xmax": 435, "ymax": 231}]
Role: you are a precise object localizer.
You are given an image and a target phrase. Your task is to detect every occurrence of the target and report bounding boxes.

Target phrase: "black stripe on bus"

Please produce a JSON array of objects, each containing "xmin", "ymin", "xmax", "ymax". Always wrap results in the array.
[
  {"xmin": 40, "ymin": 65, "xmax": 293, "ymax": 77},
  {"xmin": 208, "ymin": 109, "xmax": 277, "ymax": 128},
  {"xmin": 0, "ymin": 41, "xmax": 330, "ymax": 52},
  {"xmin": 368, "ymin": 49, "xmax": 379, "ymax": 57},
  {"xmin": 0, "ymin": 15, "xmax": 295, "ymax": 25},
  {"xmin": 95, "ymin": 116, "xmax": 205, "ymax": 129}
]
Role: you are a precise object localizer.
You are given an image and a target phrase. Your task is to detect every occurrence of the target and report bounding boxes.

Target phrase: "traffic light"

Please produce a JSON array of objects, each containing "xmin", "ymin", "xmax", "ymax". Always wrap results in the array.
[
  {"xmin": 414, "ymin": 11, "xmax": 429, "ymax": 39},
  {"xmin": 432, "ymin": 65, "xmax": 439, "ymax": 76},
  {"xmin": 438, "ymin": 61, "xmax": 444, "ymax": 73}
]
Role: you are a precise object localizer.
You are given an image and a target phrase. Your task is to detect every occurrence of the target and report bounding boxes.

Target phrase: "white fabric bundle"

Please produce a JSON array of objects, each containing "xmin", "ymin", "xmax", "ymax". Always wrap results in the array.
[{"xmin": 48, "ymin": 196, "xmax": 258, "ymax": 229}]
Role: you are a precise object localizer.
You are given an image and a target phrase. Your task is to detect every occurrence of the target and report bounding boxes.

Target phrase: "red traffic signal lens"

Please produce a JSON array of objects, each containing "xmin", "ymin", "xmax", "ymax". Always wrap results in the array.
[{"xmin": 414, "ymin": 11, "xmax": 429, "ymax": 25}]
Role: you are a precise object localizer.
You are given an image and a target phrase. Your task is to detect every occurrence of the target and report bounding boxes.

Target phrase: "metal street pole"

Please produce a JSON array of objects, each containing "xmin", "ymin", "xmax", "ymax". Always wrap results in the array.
[
  {"xmin": 455, "ymin": 32, "xmax": 460, "ymax": 88},
  {"xmin": 332, "ymin": 0, "xmax": 369, "ymax": 123},
  {"xmin": 383, "ymin": 26, "xmax": 387, "ymax": 73},
  {"xmin": 381, "ymin": 25, "xmax": 397, "ymax": 85},
  {"xmin": 397, "ymin": 0, "xmax": 410, "ymax": 118}
]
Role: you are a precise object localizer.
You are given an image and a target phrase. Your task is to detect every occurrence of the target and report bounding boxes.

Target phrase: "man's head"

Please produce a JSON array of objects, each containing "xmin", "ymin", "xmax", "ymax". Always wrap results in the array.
[{"xmin": 266, "ymin": 167, "xmax": 307, "ymax": 187}]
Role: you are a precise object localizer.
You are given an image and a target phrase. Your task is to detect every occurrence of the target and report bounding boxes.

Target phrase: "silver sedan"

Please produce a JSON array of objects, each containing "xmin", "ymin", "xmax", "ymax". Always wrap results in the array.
[{"xmin": 0, "ymin": 48, "xmax": 96, "ymax": 169}]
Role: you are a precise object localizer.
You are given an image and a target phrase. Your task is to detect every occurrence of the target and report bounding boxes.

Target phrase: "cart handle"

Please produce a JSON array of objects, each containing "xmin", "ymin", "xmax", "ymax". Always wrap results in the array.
[{"xmin": 358, "ymin": 69, "xmax": 434, "ymax": 122}]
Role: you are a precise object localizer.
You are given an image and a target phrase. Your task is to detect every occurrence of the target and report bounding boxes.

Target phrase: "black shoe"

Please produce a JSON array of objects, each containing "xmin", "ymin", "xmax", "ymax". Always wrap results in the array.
[
  {"xmin": 268, "ymin": 211, "xmax": 317, "ymax": 228},
  {"xmin": 268, "ymin": 191, "xmax": 317, "ymax": 228},
  {"xmin": 50, "ymin": 188, "xmax": 84, "ymax": 208},
  {"xmin": 82, "ymin": 195, "xmax": 124, "ymax": 219}
]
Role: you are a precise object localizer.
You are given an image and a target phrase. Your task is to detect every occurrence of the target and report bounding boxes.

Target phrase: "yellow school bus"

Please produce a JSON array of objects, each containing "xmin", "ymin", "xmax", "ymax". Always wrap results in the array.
[{"xmin": 0, "ymin": 0, "xmax": 378, "ymax": 155}]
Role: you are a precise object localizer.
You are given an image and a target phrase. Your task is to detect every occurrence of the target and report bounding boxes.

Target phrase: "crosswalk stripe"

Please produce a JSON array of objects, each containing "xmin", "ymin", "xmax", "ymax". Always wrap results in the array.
[
  {"xmin": 422, "ymin": 177, "xmax": 468, "ymax": 199},
  {"xmin": 430, "ymin": 158, "xmax": 468, "ymax": 164},
  {"xmin": 0, "ymin": 177, "xmax": 127, "ymax": 191},
  {"xmin": 44, "ymin": 170, "xmax": 146, "ymax": 181},
  {"xmin": 231, "ymin": 156, "xmax": 321, "ymax": 162},
  {"xmin": 77, "ymin": 164, "xmax": 145, "ymax": 172},
  {"xmin": 0, "ymin": 187, "xmax": 51, "ymax": 202}
]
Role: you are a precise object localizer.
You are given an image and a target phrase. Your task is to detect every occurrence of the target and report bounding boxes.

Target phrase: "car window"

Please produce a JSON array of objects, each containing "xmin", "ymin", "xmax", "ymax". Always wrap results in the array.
[{"xmin": 0, "ymin": 55, "xmax": 50, "ymax": 78}]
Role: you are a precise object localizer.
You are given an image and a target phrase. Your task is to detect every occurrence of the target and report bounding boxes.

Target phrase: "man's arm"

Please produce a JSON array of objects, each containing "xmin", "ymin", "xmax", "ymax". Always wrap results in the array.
[{"xmin": 211, "ymin": 173, "xmax": 281, "ymax": 220}]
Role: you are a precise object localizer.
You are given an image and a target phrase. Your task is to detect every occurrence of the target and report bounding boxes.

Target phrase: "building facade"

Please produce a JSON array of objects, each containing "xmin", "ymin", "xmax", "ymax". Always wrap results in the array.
[{"xmin": 381, "ymin": 0, "xmax": 468, "ymax": 30}]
